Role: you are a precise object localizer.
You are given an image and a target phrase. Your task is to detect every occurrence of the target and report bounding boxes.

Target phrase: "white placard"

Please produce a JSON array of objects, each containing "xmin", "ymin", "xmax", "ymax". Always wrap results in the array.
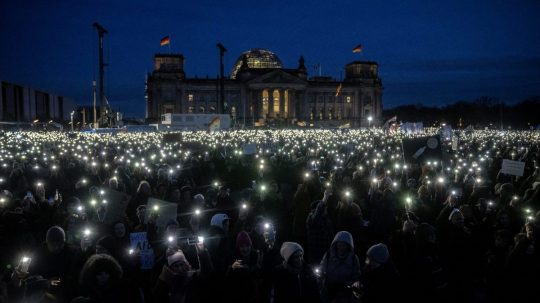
[{"xmin": 501, "ymin": 159, "xmax": 525, "ymax": 177}]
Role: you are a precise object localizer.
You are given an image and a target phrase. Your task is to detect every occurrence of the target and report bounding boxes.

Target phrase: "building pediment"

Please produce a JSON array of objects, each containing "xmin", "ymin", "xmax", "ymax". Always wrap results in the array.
[{"xmin": 247, "ymin": 70, "xmax": 307, "ymax": 88}]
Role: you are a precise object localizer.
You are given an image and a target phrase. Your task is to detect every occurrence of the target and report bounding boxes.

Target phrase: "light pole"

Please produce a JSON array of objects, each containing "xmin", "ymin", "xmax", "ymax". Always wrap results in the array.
[
  {"xmin": 368, "ymin": 115, "xmax": 373, "ymax": 128},
  {"xmin": 70, "ymin": 111, "xmax": 74, "ymax": 132},
  {"xmin": 92, "ymin": 80, "xmax": 97, "ymax": 128}
]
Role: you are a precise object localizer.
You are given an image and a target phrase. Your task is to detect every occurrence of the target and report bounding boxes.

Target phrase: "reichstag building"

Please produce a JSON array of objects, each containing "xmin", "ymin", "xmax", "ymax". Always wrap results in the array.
[{"xmin": 145, "ymin": 49, "xmax": 382, "ymax": 127}]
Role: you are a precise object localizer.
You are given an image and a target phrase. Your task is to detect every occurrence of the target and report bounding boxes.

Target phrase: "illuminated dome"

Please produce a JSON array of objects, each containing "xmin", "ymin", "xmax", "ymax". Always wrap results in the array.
[{"xmin": 230, "ymin": 48, "xmax": 283, "ymax": 79}]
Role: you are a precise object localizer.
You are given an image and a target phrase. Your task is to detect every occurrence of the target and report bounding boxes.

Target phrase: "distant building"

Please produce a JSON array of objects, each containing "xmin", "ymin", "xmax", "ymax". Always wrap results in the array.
[
  {"xmin": 1, "ymin": 80, "xmax": 76, "ymax": 123},
  {"xmin": 146, "ymin": 49, "xmax": 383, "ymax": 127}
]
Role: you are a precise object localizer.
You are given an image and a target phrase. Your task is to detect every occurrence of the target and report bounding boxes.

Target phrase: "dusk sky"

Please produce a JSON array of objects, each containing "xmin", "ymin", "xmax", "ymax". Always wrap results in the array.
[{"xmin": 1, "ymin": 0, "xmax": 540, "ymax": 117}]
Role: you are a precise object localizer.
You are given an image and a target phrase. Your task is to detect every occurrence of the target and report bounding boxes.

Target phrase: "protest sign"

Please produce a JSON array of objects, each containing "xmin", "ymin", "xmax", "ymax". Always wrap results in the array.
[
  {"xmin": 130, "ymin": 232, "xmax": 155, "ymax": 270},
  {"xmin": 402, "ymin": 135, "xmax": 442, "ymax": 164},
  {"xmin": 501, "ymin": 159, "xmax": 525, "ymax": 177}
]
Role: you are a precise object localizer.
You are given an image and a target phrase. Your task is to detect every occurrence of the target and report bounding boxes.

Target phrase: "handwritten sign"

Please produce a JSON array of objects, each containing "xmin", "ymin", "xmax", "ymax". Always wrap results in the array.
[{"xmin": 130, "ymin": 232, "xmax": 155, "ymax": 270}]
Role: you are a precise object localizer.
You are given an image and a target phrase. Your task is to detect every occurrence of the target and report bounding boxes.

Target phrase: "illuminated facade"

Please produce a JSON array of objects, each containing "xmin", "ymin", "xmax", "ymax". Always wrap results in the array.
[{"xmin": 146, "ymin": 49, "xmax": 383, "ymax": 127}]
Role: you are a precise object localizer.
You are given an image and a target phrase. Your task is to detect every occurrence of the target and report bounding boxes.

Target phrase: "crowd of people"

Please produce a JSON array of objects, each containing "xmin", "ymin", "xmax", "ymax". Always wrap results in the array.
[{"xmin": 0, "ymin": 128, "xmax": 539, "ymax": 303}]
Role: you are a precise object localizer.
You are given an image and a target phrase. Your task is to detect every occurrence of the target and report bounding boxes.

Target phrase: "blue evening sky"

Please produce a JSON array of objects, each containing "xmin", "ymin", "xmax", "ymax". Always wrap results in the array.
[{"xmin": 1, "ymin": 0, "xmax": 539, "ymax": 117}]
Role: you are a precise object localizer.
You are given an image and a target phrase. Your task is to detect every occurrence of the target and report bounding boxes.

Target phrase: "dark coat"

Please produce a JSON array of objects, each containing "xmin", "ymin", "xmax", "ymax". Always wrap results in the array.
[{"xmin": 272, "ymin": 264, "xmax": 321, "ymax": 303}]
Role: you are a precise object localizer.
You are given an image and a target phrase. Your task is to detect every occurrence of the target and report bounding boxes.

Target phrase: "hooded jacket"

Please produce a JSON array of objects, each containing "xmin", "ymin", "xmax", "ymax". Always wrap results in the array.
[{"xmin": 319, "ymin": 231, "xmax": 361, "ymax": 301}]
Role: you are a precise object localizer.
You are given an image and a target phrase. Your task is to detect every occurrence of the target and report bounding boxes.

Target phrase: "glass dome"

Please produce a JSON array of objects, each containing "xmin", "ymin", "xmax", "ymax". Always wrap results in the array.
[{"xmin": 230, "ymin": 48, "xmax": 283, "ymax": 79}]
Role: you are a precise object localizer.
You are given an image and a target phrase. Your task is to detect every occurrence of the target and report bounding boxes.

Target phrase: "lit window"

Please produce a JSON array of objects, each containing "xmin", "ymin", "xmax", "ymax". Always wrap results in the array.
[
  {"xmin": 188, "ymin": 94, "xmax": 194, "ymax": 102},
  {"xmin": 273, "ymin": 90, "xmax": 280, "ymax": 114},
  {"xmin": 188, "ymin": 106, "xmax": 194, "ymax": 113},
  {"xmin": 346, "ymin": 96, "xmax": 351, "ymax": 103},
  {"xmin": 284, "ymin": 90, "xmax": 288, "ymax": 116},
  {"xmin": 210, "ymin": 106, "xmax": 216, "ymax": 113},
  {"xmin": 262, "ymin": 90, "xmax": 269, "ymax": 116}
]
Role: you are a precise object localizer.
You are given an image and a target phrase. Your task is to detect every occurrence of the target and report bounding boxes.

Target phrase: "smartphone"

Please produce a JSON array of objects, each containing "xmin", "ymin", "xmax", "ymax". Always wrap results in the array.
[
  {"xmin": 451, "ymin": 188, "xmax": 463, "ymax": 197},
  {"xmin": 19, "ymin": 256, "xmax": 32, "ymax": 273},
  {"xmin": 26, "ymin": 191, "xmax": 33, "ymax": 198},
  {"xmin": 187, "ymin": 236, "xmax": 204, "ymax": 245}
]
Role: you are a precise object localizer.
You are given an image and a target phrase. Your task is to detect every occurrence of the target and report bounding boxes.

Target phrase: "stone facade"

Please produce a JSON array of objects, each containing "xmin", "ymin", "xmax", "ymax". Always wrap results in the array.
[
  {"xmin": 146, "ymin": 49, "xmax": 383, "ymax": 127},
  {"xmin": 0, "ymin": 80, "xmax": 75, "ymax": 123}
]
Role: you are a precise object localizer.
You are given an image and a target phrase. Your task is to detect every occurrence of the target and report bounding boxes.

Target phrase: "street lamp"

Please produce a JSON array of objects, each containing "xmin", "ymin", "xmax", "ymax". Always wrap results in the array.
[
  {"xmin": 70, "ymin": 111, "xmax": 75, "ymax": 132},
  {"xmin": 368, "ymin": 116, "xmax": 373, "ymax": 128}
]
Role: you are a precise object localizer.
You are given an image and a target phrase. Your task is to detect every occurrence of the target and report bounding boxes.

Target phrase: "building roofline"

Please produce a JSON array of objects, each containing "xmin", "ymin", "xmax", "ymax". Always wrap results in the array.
[{"xmin": 346, "ymin": 61, "xmax": 378, "ymax": 65}]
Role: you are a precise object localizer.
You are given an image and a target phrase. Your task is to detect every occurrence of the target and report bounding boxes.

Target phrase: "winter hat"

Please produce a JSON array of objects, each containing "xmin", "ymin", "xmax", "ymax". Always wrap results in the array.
[
  {"xmin": 167, "ymin": 250, "xmax": 188, "ymax": 266},
  {"xmin": 193, "ymin": 194, "xmax": 205, "ymax": 204},
  {"xmin": 210, "ymin": 213, "xmax": 229, "ymax": 230},
  {"xmin": 331, "ymin": 231, "xmax": 354, "ymax": 250},
  {"xmin": 236, "ymin": 231, "xmax": 252, "ymax": 251},
  {"xmin": 46, "ymin": 226, "xmax": 65, "ymax": 244},
  {"xmin": 366, "ymin": 243, "xmax": 390, "ymax": 264},
  {"xmin": 280, "ymin": 242, "xmax": 304, "ymax": 263}
]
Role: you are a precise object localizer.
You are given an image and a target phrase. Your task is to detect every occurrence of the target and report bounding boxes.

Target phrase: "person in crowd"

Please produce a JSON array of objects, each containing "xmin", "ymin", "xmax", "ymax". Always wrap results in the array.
[
  {"xmin": 225, "ymin": 231, "xmax": 261, "ymax": 302},
  {"xmin": 271, "ymin": 242, "xmax": 320, "ymax": 303},
  {"xmin": 306, "ymin": 189, "xmax": 334, "ymax": 265},
  {"xmin": 319, "ymin": 231, "xmax": 361, "ymax": 303},
  {"xmin": 152, "ymin": 243, "xmax": 213, "ymax": 303},
  {"xmin": 1, "ymin": 129, "xmax": 540, "ymax": 302},
  {"xmin": 357, "ymin": 243, "xmax": 400, "ymax": 303},
  {"xmin": 409, "ymin": 223, "xmax": 448, "ymax": 303},
  {"xmin": 78, "ymin": 254, "xmax": 133, "ymax": 303},
  {"xmin": 483, "ymin": 229, "xmax": 513, "ymax": 303},
  {"xmin": 12, "ymin": 226, "xmax": 81, "ymax": 301}
]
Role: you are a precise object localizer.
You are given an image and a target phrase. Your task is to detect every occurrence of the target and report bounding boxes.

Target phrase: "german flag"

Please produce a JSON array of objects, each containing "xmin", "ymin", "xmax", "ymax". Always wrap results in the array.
[
  {"xmin": 160, "ymin": 36, "xmax": 170, "ymax": 46},
  {"xmin": 352, "ymin": 44, "xmax": 362, "ymax": 53},
  {"xmin": 335, "ymin": 83, "xmax": 342, "ymax": 97}
]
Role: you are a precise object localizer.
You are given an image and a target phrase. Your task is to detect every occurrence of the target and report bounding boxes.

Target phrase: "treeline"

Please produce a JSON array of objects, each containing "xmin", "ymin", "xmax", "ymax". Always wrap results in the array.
[{"xmin": 383, "ymin": 96, "xmax": 540, "ymax": 129}]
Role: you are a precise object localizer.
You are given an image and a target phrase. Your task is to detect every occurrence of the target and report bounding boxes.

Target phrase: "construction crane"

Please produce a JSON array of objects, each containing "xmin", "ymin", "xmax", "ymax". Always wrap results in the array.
[{"xmin": 92, "ymin": 22, "xmax": 120, "ymax": 127}]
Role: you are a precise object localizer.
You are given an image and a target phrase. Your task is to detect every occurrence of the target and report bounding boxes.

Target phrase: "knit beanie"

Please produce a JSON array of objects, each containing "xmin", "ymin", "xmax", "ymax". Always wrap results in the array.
[
  {"xmin": 280, "ymin": 242, "xmax": 304, "ymax": 263},
  {"xmin": 236, "ymin": 231, "xmax": 252, "ymax": 251},
  {"xmin": 193, "ymin": 194, "xmax": 205, "ymax": 204},
  {"xmin": 167, "ymin": 250, "xmax": 188, "ymax": 266},
  {"xmin": 366, "ymin": 243, "xmax": 390, "ymax": 264},
  {"xmin": 210, "ymin": 213, "xmax": 229, "ymax": 230},
  {"xmin": 46, "ymin": 226, "xmax": 65, "ymax": 244}
]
